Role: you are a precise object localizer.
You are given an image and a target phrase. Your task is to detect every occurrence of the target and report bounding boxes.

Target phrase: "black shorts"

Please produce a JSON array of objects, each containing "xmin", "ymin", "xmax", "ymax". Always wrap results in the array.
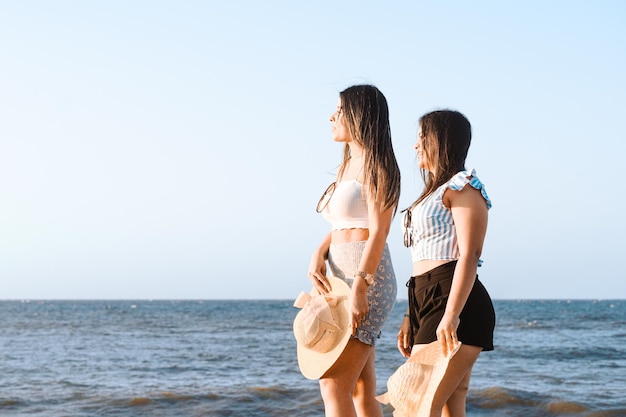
[{"xmin": 406, "ymin": 261, "xmax": 495, "ymax": 351}]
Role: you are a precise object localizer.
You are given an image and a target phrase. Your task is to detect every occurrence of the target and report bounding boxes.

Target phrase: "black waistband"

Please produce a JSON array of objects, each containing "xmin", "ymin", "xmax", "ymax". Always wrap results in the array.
[{"xmin": 406, "ymin": 261, "xmax": 457, "ymax": 288}]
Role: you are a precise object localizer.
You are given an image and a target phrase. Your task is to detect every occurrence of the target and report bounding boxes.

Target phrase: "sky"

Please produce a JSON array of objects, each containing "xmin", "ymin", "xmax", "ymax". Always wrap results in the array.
[{"xmin": 1, "ymin": 1, "xmax": 625, "ymax": 300}]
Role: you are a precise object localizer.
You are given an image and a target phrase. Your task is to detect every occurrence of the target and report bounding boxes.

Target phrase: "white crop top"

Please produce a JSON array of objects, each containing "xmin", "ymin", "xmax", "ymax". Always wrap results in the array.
[
  {"xmin": 403, "ymin": 169, "xmax": 491, "ymax": 265},
  {"xmin": 319, "ymin": 180, "xmax": 369, "ymax": 231}
]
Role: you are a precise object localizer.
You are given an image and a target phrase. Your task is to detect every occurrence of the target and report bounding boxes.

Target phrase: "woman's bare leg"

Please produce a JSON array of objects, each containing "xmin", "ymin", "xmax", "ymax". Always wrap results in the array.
[
  {"xmin": 319, "ymin": 339, "xmax": 373, "ymax": 417},
  {"xmin": 353, "ymin": 346, "xmax": 382, "ymax": 417},
  {"xmin": 431, "ymin": 344, "xmax": 482, "ymax": 417},
  {"xmin": 442, "ymin": 364, "xmax": 473, "ymax": 417}
]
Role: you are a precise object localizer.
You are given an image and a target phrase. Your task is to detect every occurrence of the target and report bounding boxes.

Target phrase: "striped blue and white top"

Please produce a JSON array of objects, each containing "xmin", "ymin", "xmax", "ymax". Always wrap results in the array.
[{"xmin": 403, "ymin": 169, "xmax": 492, "ymax": 266}]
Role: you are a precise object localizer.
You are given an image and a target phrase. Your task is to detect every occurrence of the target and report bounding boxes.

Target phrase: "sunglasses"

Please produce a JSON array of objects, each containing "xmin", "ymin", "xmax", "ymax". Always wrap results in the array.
[
  {"xmin": 316, "ymin": 182, "xmax": 337, "ymax": 213},
  {"xmin": 402, "ymin": 208, "xmax": 413, "ymax": 247}
]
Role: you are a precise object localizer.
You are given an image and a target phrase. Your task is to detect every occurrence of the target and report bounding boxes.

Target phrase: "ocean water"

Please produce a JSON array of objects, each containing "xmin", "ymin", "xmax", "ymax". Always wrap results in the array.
[{"xmin": 0, "ymin": 299, "xmax": 624, "ymax": 417}]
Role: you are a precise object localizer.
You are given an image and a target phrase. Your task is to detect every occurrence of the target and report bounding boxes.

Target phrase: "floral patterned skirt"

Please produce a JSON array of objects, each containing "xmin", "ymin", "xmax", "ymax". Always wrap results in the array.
[{"xmin": 328, "ymin": 241, "xmax": 397, "ymax": 346}]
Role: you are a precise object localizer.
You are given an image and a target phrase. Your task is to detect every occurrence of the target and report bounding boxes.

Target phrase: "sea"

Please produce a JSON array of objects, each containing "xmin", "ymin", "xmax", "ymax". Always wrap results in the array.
[{"xmin": 0, "ymin": 299, "xmax": 624, "ymax": 417}]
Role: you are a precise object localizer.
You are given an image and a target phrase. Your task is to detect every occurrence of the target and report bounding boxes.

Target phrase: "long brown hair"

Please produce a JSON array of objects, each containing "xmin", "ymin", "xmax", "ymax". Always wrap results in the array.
[
  {"xmin": 337, "ymin": 85, "xmax": 401, "ymax": 213},
  {"xmin": 409, "ymin": 109, "xmax": 472, "ymax": 208}
]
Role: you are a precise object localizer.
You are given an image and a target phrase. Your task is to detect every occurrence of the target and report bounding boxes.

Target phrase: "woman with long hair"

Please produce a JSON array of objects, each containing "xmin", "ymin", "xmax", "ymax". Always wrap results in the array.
[
  {"xmin": 398, "ymin": 110, "xmax": 496, "ymax": 417},
  {"xmin": 306, "ymin": 84, "xmax": 401, "ymax": 417}
]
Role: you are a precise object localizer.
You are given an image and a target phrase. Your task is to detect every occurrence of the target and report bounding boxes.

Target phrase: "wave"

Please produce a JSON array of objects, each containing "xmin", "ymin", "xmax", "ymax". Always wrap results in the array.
[
  {"xmin": 1, "ymin": 384, "xmax": 624, "ymax": 416},
  {"xmin": 468, "ymin": 387, "xmax": 626, "ymax": 417}
]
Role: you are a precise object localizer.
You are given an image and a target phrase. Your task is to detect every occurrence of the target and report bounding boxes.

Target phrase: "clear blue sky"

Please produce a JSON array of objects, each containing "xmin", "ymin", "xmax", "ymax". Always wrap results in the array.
[{"xmin": 1, "ymin": 1, "xmax": 625, "ymax": 299}]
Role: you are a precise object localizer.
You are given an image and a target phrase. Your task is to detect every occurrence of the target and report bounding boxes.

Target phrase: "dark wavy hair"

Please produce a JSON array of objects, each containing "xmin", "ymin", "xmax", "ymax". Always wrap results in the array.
[
  {"xmin": 410, "ymin": 109, "xmax": 472, "ymax": 207},
  {"xmin": 337, "ymin": 84, "xmax": 401, "ymax": 213}
]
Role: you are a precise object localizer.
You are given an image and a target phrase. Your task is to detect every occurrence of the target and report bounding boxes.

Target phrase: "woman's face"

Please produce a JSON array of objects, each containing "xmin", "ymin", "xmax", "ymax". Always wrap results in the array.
[
  {"xmin": 330, "ymin": 98, "xmax": 349, "ymax": 143},
  {"xmin": 415, "ymin": 128, "xmax": 430, "ymax": 171}
]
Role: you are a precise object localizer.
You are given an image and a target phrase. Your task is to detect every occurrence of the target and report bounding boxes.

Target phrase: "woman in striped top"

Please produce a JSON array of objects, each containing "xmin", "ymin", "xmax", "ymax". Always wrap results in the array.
[{"xmin": 397, "ymin": 110, "xmax": 496, "ymax": 417}]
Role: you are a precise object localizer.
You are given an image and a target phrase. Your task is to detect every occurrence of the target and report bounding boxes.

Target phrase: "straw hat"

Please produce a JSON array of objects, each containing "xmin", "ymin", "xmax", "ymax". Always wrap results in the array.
[
  {"xmin": 377, "ymin": 341, "xmax": 462, "ymax": 417},
  {"xmin": 292, "ymin": 276, "xmax": 352, "ymax": 380}
]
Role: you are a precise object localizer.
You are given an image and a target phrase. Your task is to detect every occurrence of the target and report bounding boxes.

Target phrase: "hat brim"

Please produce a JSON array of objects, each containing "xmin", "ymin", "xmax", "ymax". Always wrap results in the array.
[
  {"xmin": 377, "ymin": 341, "xmax": 462, "ymax": 416},
  {"xmin": 294, "ymin": 276, "xmax": 352, "ymax": 380}
]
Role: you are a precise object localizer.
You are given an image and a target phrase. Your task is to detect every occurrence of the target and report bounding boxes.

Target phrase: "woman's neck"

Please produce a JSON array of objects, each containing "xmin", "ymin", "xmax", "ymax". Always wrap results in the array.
[{"xmin": 348, "ymin": 144, "xmax": 364, "ymax": 159}]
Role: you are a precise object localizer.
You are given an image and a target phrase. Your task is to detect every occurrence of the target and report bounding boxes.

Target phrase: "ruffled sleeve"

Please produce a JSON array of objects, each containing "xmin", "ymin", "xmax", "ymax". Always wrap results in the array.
[{"xmin": 446, "ymin": 169, "xmax": 492, "ymax": 209}]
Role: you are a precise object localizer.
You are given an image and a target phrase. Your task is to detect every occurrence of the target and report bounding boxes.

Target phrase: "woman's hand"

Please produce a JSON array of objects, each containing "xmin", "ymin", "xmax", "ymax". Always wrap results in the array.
[
  {"xmin": 436, "ymin": 312, "xmax": 460, "ymax": 355},
  {"xmin": 397, "ymin": 316, "xmax": 412, "ymax": 358},
  {"xmin": 307, "ymin": 252, "xmax": 330, "ymax": 294},
  {"xmin": 349, "ymin": 279, "xmax": 369, "ymax": 335}
]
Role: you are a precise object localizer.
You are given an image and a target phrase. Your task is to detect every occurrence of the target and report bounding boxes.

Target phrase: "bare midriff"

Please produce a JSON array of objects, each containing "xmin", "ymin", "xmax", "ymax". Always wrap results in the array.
[
  {"xmin": 331, "ymin": 228, "xmax": 369, "ymax": 244},
  {"xmin": 412, "ymin": 259, "xmax": 453, "ymax": 276}
]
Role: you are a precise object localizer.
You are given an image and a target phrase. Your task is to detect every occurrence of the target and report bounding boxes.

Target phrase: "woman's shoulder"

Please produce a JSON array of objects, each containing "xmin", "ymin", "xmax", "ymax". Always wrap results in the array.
[{"xmin": 446, "ymin": 169, "xmax": 492, "ymax": 208}]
